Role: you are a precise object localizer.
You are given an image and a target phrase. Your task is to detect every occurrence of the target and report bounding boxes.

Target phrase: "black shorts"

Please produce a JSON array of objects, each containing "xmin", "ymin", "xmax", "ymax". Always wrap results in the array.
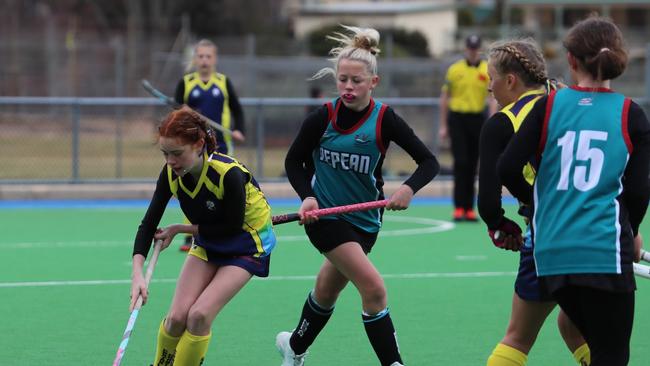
[{"xmin": 304, "ymin": 218, "xmax": 378, "ymax": 254}]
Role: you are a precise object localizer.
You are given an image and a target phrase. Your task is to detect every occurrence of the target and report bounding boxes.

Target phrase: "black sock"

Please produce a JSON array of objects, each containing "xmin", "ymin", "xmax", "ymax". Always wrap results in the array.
[
  {"xmin": 289, "ymin": 291, "xmax": 334, "ymax": 355},
  {"xmin": 363, "ymin": 308, "xmax": 402, "ymax": 366}
]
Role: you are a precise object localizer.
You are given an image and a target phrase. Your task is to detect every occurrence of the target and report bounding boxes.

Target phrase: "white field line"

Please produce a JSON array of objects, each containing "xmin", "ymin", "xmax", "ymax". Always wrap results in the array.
[
  {"xmin": 0, "ymin": 216, "xmax": 455, "ymax": 249},
  {"xmin": 0, "ymin": 271, "xmax": 517, "ymax": 288}
]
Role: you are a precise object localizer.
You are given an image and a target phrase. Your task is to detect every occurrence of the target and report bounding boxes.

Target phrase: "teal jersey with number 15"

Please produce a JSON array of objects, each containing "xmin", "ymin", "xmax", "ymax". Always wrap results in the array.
[{"xmin": 533, "ymin": 87, "xmax": 633, "ymax": 276}]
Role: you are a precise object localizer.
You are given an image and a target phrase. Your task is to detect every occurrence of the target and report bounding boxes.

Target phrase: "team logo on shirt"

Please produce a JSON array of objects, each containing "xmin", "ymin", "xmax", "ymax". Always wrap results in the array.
[
  {"xmin": 212, "ymin": 88, "xmax": 221, "ymax": 97},
  {"xmin": 205, "ymin": 200, "xmax": 216, "ymax": 211},
  {"xmin": 319, "ymin": 147, "xmax": 371, "ymax": 174},
  {"xmin": 578, "ymin": 97, "xmax": 593, "ymax": 106},
  {"xmin": 354, "ymin": 133, "xmax": 371, "ymax": 145},
  {"xmin": 192, "ymin": 89, "xmax": 201, "ymax": 98}
]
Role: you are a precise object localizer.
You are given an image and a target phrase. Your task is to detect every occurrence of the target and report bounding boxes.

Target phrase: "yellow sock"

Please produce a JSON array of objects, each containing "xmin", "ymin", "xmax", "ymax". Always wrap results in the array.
[
  {"xmin": 487, "ymin": 343, "xmax": 528, "ymax": 366},
  {"xmin": 573, "ymin": 343, "xmax": 591, "ymax": 365},
  {"xmin": 153, "ymin": 319, "xmax": 181, "ymax": 366},
  {"xmin": 174, "ymin": 330, "xmax": 211, "ymax": 366}
]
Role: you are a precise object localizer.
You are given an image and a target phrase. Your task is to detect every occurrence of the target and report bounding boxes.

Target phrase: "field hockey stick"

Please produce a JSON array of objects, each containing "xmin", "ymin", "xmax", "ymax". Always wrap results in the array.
[
  {"xmin": 141, "ymin": 79, "xmax": 232, "ymax": 136},
  {"xmin": 633, "ymin": 262, "xmax": 650, "ymax": 280},
  {"xmin": 112, "ymin": 240, "xmax": 163, "ymax": 366},
  {"xmin": 271, "ymin": 199, "xmax": 390, "ymax": 225},
  {"xmin": 640, "ymin": 249, "xmax": 650, "ymax": 263}
]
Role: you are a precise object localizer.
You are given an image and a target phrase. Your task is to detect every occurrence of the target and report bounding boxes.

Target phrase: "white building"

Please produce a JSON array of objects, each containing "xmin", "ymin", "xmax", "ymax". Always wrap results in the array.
[{"xmin": 289, "ymin": 1, "xmax": 457, "ymax": 56}]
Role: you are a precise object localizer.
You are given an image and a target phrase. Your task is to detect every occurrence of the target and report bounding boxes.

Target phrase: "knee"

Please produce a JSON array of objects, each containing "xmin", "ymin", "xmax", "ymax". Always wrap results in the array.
[
  {"xmin": 165, "ymin": 311, "xmax": 188, "ymax": 335},
  {"xmin": 186, "ymin": 306, "xmax": 213, "ymax": 333},
  {"xmin": 359, "ymin": 280, "xmax": 387, "ymax": 311},
  {"xmin": 313, "ymin": 282, "xmax": 342, "ymax": 307}
]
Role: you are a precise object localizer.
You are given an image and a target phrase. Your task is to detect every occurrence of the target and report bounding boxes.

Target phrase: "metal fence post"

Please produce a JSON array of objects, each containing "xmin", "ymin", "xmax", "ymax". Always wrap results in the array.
[
  {"xmin": 72, "ymin": 102, "xmax": 80, "ymax": 182},
  {"xmin": 646, "ymin": 43, "xmax": 650, "ymax": 100},
  {"xmin": 255, "ymin": 103, "xmax": 265, "ymax": 180},
  {"xmin": 114, "ymin": 37, "xmax": 125, "ymax": 178}
]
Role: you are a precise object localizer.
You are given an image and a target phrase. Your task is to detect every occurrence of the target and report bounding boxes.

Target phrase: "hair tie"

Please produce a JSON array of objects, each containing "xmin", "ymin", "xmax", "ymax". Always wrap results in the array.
[{"xmin": 599, "ymin": 47, "xmax": 610, "ymax": 53}]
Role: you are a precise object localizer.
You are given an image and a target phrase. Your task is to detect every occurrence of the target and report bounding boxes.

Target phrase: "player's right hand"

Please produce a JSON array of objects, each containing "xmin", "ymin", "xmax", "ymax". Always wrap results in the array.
[
  {"xmin": 129, "ymin": 274, "xmax": 148, "ymax": 312},
  {"xmin": 488, "ymin": 216, "xmax": 523, "ymax": 251},
  {"xmin": 232, "ymin": 130, "xmax": 245, "ymax": 142},
  {"xmin": 438, "ymin": 125, "xmax": 448, "ymax": 143}
]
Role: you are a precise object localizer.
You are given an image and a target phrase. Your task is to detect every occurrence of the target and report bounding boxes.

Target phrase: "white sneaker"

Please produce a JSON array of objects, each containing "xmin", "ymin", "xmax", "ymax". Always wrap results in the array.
[
  {"xmin": 389, "ymin": 363, "xmax": 404, "ymax": 366},
  {"xmin": 276, "ymin": 331, "xmax": 307, "ymax": 366}
]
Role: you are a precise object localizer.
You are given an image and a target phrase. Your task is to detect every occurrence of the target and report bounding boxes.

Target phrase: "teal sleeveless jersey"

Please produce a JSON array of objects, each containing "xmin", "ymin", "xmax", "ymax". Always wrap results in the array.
[
  {"xmin": 533, "ymin": 87, "xmax": 633, "ymax": 275},
  {"xmin": 312, "ymin": 98, "xmax": 388, "ymax": 232}
]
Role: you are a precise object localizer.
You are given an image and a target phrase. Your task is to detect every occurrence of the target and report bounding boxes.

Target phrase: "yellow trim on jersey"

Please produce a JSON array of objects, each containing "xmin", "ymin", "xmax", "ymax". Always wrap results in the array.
[
  {"xmin": 179, "ymin": 158, "xmax": 210, "ymax": 199},
  {"xmin": 501, "ymin": 89, "xmax": 545, "ymax": 185},
  {"xmin": 442, "ymin": 59, "xmax": 490, "ymax": 113}
]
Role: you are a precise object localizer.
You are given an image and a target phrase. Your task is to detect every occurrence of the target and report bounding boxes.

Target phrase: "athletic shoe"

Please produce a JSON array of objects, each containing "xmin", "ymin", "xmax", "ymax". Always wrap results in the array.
[
  {"xmin": 453, "ymin": 208, "xmax": 465, "ymax": 221},
  {"xmin": 465, "ymin": 209, "xmax": 478, "ymax": 222},
  {"xmin": 390, "ymin": 363, "xmax": 404, "ymax": 366},
  {"xmin": 180, "ymin": 236, "xmax": 192, "ymax": 252},
  {"xmin": 276, "ymin": 331, "xmax": 307, "ymax": 366}
]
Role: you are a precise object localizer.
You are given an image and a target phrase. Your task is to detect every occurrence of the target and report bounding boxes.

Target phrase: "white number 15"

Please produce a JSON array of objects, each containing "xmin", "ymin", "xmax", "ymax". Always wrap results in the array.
[{"xmin": 557, "ymin": 130, "xmax": 608, "ymax": 191}]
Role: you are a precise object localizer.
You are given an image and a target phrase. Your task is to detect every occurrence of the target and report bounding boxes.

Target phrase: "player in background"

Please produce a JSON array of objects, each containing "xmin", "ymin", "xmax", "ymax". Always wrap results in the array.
[
  {"xmin": 477, "ymin": 39, "xmax": 590, "ymax": 366},
  {"xmin": 174, "ymin": 39, "xmax": 246, "ymax": 251},
  {"xmin": 498, "ymin": 17, "xmax": 650, "ymax": 366},
  {"xmin": 277, "ymin": 25, "xmax": 439, "ymax": 366}
]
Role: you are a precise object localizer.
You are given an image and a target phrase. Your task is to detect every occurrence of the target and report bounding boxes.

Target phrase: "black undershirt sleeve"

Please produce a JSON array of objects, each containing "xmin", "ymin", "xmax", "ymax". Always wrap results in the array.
[
  {"xmin": 381, "ymin": 108, "xmax": 439, "ymax": 193},
  {"xmin": 174, "ymin": 79, "xmax": 184, "ymax": 105},
  {"xmin": 284, "ymin": 106, "xmax": 328, "ymax": 200},
  {"xmin": 197, "ymin": 167, "xmax": 247, "ymax": 238},
  {"xmin": 622, "ymin": 102, "xmax": 650, "ymax": 236},
  {"xmin": 478, "ymin": 112, "xmax": 519, "ymax": 229},
  {"xmin": 226, "ymin": 78, "xmax": 245, "ymax": 134},
  {"xmin": 133, "ymin": 167, "xmax": 173, "ymax": 258},
  {"xmin": 498, "ymin": 96, "xmax": 547, "ymax": 204}
]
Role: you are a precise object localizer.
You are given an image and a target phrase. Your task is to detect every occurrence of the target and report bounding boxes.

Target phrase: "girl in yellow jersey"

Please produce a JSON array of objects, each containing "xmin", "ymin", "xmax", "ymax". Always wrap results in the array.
[
  {"xmin": 477, "ymin": 40, "xmax": 590, "ymax": 366},
  {"xmin": 129, "ymin": 107, "xmax": 276, "ymax": 366}
]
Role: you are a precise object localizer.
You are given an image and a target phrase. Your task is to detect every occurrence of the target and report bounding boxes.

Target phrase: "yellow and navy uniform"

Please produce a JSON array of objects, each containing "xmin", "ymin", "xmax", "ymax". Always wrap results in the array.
[
  {"xmin": 442, "ymin": 59, "xmax": 490, "ymax": 113},
  {"xmin": 133, "ymin": 151, "xmax": 276, "ymax": 277},
  {"xmin": 500, "ymin": 89, "xmax": 544, "ymax": 186},
  {"xmin": 479, "ymin": 89, "xmax": 548, "ymax": 304},
  {"xmin": 174, "ymin": 72, "xmax": 245, "ymax": 155},
  {"xmin": 478, "ymin": 89, "xmax": 544, "ymax": 229}
]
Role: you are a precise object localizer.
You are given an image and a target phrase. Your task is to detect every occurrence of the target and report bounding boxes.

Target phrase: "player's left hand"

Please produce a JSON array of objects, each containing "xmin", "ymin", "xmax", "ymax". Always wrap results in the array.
[
  {"xmin": 387, "ymin": 185, "xmax": 414, "ymax": 210},
  {"xmin": 232, "ymin": 130, "xmax": 245, "ymax": 142},
  {"xmin": 153, "ymin": 226, "xmax": 177, "ymax": 250}
]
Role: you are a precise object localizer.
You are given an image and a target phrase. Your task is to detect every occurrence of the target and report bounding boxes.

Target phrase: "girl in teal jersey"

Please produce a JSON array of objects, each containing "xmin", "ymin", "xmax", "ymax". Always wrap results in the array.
[
  {"xmin": 479, "ymin": 39, "xmax": 589, "ymax": 366},
  {"xmin": 498, "ymin": 17, "xmax": 650, "ymax": 366},
  {"xmin": 277, "ymin": 25, "xmax": 439, "ymax": 366}
]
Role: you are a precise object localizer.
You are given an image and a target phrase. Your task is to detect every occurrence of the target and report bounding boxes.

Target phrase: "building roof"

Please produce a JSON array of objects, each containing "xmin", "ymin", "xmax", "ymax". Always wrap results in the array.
[{"xmin": 300, "ymin": 1, "xmax": 454, "ymax": 15}]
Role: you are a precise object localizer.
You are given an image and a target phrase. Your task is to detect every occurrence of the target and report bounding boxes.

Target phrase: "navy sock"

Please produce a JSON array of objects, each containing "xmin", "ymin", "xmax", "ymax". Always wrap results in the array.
[
  {"xmin": 363, "ymin": 308, "xmax": 402, "ymax": 366},
  {"xmin": 289, "ymin": 291, "xmax": 334, "ymax": 355}
]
